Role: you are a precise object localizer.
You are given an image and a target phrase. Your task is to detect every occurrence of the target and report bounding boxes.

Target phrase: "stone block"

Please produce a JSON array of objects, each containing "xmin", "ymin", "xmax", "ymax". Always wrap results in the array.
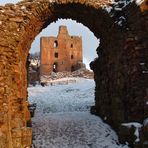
[
  {"xmin": 21, "ymin": 127, "xmax": 32, "ymax": 147},
  {"xmin": 12, "ymin": 127, "xmax": 32, "ymax": 148},
  {"xmin": 0, "ymin": 113, "xmax": 7, "ymax": 124},
  {"xmin": 0, "ymin": 131, "xmax": 7, "ymax": 148},
  {"xmin": 12, "ymin": 138, "xmax": 22, "ymax": 148},
  {"xmin": 9, "ymin": 17, "xmax": 24, "ymax": 22},
  {"xmin": 0, "ymin": 87, "xmax": 5, "ymax": 94},
  {"xmin": 12, "ymin": 128, "xmax": 22, "ymax": 138},
  {"xmin": 12, "ymin": 128, "xmax": 22, "ymax": 148}
]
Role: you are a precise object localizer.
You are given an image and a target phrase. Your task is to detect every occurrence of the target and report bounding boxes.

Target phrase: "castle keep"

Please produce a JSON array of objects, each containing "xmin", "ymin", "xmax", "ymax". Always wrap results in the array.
[{"xmin": 40, "ymin": 26, "xmax": 83, "ymax": 75}]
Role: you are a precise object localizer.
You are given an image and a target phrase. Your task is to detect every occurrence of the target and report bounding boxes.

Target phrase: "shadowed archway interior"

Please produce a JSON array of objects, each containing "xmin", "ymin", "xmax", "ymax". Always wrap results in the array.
[{"xmin": 0, "ymin": 0, "xmax": 147, "ymax": 147}]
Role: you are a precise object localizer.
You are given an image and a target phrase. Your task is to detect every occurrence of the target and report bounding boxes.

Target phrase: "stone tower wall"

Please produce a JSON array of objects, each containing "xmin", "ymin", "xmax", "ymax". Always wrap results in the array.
[{"xmin": 40, "ymin": 26, "xmax": 83, "ymax": 75}]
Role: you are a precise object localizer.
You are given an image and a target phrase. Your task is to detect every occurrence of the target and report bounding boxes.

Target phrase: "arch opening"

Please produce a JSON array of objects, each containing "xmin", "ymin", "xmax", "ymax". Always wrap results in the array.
[
  {"xmin": 23, "ymin": 1, "xmax": 146, "ymax": 133},
  {"xmin": 0, "ymin": 0, "xmax": 147, "ymax": 147},
  {"xmin": 53, "ymin": 62, "xmax": 58, "ymax": 72},
  {"xmin": 24, "ymin": 1, "xmax": 124, "ymax": 134},
  {"xmin": 28, "ymin": 18, "xmax": 100, "ymax": 147},
  {"xmin": 54, "ymin": 40, "xmax": 58, "ymax": 48}
]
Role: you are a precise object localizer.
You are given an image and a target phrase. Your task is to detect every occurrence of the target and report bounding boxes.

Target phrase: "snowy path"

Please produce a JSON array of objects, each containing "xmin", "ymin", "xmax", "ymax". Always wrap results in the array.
[{"xmin": 28, "ymin": 78, "xmax": 129, "ymax": 148}]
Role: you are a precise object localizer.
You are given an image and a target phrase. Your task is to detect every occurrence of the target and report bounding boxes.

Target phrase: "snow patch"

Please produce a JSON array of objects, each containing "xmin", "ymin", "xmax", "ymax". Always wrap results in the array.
[
  {"xmin": 122, "ymin": 122, "xmax": 142, "ymax": 142},
  {"xmin": 135, "ymin": 0, "xmax": 144, "ymax": 5},
  {"xmin": 104, "ymin": 6, "xmax": 113, "ymax": 13},
  {"xmin": 122, "ymin": 122, "xmax": 142, "ymax": 128},
  {"xmin": 28, "ymin": 78, "xmax": 129, "ymax": 147},
  {"xmin": 143, "ymin": 118, "xmax": 148, "ymax": 126},
  {"xmin": 139, "ymin": 62, "xmax": 145, "ymax": 65},
  {"xmin": 114, "ymin": 7, "xmax": 123, "ymax": 11},
  {"xmin": 142, "ymin": 70, "xmax": 148, "ymax": 74},
  {"xmin": 28, "ymin": 78, "xmax": 95, "ymax": 113}
]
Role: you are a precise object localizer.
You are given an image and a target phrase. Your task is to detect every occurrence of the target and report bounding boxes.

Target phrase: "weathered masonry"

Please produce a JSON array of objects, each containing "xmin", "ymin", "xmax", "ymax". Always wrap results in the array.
[
  {"xmin": 40, "ymin": 25, "xmax": 83, "ymax": 76},
  {"xmin": 0, "ymin": 0, "xmax": 147, "ymax": 147}
]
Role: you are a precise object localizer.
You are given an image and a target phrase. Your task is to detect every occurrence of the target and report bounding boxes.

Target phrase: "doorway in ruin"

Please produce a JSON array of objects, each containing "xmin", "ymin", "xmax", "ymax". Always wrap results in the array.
[
  {"xmin": 54, "ymin": 40, "xmax": 58, "ymax": 48},
  {"xmin": 53, "ymin": 62, "xmax": 58, "ymax": 72},
  {"xmin": 71, "ymin": 65, "xmax": 75, "ymax": 72}
]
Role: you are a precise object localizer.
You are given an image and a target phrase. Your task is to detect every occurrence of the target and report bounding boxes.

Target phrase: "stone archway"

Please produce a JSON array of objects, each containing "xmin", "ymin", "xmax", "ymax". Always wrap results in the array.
[{"xmin": 0, "ymin": 0, "xmax": 148, "ymax": 147}]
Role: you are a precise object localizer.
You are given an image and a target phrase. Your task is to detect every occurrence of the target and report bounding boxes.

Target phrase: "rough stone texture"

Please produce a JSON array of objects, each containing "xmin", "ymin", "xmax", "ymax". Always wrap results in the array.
[
  {"xmin": 0, "ymin": 0, "xmax": 147, "ymax": 147},
  {"xmin": 40, "ymin": 25, "xmax": 83, "ymax": 76}
]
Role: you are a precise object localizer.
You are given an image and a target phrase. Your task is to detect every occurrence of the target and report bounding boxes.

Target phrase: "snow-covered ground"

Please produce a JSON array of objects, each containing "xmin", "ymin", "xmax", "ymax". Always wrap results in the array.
[{"xmin": 28, "ymin": 78, "xmax": 129, "ymax": 148}]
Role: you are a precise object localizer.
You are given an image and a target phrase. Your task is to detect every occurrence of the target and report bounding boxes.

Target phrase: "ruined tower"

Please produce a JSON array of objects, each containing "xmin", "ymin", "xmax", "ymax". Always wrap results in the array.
[{"xmin": 40, "ymin": 26, "xmax": 83, "ymax": 76}]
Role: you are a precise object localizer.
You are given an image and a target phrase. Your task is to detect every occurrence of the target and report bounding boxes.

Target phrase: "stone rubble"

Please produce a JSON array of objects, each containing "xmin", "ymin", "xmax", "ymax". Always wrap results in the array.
[{"xmin": 40, "ymin": 68, "xmax": 94, "ymax": 83}]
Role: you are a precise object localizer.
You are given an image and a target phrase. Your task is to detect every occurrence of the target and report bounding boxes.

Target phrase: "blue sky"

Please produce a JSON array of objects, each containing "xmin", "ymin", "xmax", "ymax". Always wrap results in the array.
[{"xmin": 0, "ymin": 0, "xmax": 99, "ymax": 68}]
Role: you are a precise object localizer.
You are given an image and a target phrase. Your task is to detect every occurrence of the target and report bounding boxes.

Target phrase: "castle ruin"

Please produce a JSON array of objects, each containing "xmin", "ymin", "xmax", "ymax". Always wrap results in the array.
[{"xmin": 40, "ymin": 26, "xmax": 83, "ymax": 76}]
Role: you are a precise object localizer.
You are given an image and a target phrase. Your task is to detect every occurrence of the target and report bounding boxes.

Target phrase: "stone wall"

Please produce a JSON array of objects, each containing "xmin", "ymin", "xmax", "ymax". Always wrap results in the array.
[
  {"xmin": 0, "ymin": 0, "xmax": 147, "ymax": 147},
  {"xmin": 90, "ymin": 1, "xmax": 148, "ymax": 146}
]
